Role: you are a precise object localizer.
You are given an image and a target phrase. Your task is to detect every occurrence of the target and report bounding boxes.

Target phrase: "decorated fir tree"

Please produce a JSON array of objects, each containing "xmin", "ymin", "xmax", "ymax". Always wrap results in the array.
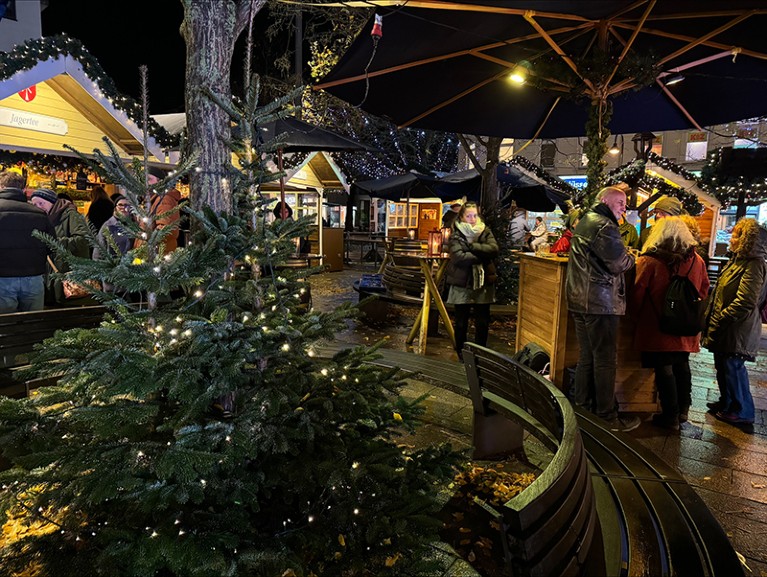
[{"xmin": 0, "ymin": 75, "xmax": 461, "ymax": 577}]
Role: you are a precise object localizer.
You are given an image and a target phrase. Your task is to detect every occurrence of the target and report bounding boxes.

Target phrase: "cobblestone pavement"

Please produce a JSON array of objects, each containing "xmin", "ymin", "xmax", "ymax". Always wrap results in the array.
[{"xmin": 310, "ymin": 263, "xmax": 767, "ymax": 575}]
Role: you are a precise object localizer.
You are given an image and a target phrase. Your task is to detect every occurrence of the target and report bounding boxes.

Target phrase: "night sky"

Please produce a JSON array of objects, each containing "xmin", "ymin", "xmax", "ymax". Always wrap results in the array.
[{"xmin": 41, "ymin": 1, "xmax": 190, "ymax": 113}]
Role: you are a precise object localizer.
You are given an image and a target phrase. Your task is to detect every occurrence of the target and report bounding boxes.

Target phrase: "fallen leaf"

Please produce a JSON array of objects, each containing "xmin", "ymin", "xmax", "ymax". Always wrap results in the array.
[{"xmin": 751, "ymin": 481, "xmax": 766, "ymax": 489}]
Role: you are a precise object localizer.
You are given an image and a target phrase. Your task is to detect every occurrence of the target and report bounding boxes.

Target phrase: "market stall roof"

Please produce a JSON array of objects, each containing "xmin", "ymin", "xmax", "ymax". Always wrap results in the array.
[
  {"xmin": 0, "ymin": 52, "xmax": 167, "ymax": 162},
  {"xmin": 261, "ymin": 151, "xmax": 350, "ymax": 192},
  {"xmin": 498, "ymin": 157, "xmax": 574, "ymax": 212},
  {"xmin": 645, "ymin": 156, "xmax": 720, "ymax": 210}
]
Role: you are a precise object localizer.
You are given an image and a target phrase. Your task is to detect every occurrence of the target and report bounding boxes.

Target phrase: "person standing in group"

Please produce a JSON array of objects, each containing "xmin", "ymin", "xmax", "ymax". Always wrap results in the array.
[
  {"xmin": 631, "ymin": 217, "xmax": 709, "ymax": 430},
  {"xmin": 0, "ymin": 171, "xmax": 55, "ymax": 313},
  {"xmin": 550, "ymin": 210, "xmax": 580, "ymax": 254},
  {"xmin": 529, "ymin": 216, "xmax": 548, "ymax": 251},
  {"xmin": 29, "ymin": 188, "xmax": 90, "ymax": 305},
  {"xmin": 566, "ymin": 186, "xmax": 639, "ymax": 432},
  {"xmin": 638, "ymin": 195, "xmax": 685, "ymax": 248},
  {"xmin": 145, "ymin": 167, "xmax": 182, "ymax": 255},
  {"xmin": 702, "ymin": 218, "xmax": 767, "ymax": 428},
  {"xmin": 508, "ymin": 207, "xmax": 530, "ymax": 249},
  {"xmin": 86, "ymin": 185, "xmax": 114, "ymax": 235},
  {"xmin": 442, "ymin": 203, "xmax": 461, "ymax": 229},
  {"xmin": 445, "ymin": 202, "xmax": 499, "ymax": 360}
]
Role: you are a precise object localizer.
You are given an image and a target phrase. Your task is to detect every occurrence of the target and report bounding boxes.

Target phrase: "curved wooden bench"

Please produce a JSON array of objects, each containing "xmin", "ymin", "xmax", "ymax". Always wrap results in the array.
[{"xmin": 463, "ymin": 343, "xmax": 602, "ymax": 577}]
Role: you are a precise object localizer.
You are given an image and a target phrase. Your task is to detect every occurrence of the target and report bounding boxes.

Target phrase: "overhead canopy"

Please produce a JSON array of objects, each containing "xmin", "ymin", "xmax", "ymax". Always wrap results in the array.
[
  {"xmin": 353, "ymin": 161, "xmax": 572, "ymax": 210},
  {"xmin": 352, "ymin": 169, "xmax": 481, "ymax": 201},
  {"xmin": 258, "ymin": 117, "xmax": 378, "ymax": 153},
  {"xmin": 317, "ymin": 1, "xmax": 767, "ymax": 139}
]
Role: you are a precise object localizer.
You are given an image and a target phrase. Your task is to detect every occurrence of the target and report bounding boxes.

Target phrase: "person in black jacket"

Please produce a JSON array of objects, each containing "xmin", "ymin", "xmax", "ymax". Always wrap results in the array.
[
  {"xmin": 86, "ymin": 185, "xmax": 114, "ymax": 235},
  {"xmin": 445, "ymin": 202, "xmax": 499, "ymax": 360},
  {"xmin": 0, "ymin": 171, "xmax": 56, "ymax": 313},
  {"xmin": 566, "ymin": 186, "xmax": 639, "ymax": 432}
]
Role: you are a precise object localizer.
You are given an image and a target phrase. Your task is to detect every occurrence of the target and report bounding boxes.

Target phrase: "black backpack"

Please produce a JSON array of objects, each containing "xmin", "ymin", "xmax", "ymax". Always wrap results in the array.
[
  {"xmin": 656, "ymin": 262, "xmax": 706, "ymax": 336},
  {"xmin": 512, "ymin": 342, "xmax": 550, "ymax": 374}
]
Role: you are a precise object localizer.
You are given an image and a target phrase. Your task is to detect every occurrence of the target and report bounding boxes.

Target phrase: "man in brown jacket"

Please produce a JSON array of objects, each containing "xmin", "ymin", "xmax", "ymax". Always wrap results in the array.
[{"xmin": 146, "ymin": 167, "xmax": 181, "ymax": 254}]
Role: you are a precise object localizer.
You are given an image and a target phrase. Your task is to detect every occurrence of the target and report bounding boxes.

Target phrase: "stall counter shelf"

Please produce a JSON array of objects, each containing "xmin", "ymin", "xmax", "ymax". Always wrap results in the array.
[{"xmin": 516, "ymin": 252, "xmax": 659, "ymax": 413}]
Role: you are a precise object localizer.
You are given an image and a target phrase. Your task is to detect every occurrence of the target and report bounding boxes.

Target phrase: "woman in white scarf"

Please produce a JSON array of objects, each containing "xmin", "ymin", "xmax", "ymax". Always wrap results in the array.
[{"xmin": 444, "ymin": 203, "xmax": 499, "ymax": 361}]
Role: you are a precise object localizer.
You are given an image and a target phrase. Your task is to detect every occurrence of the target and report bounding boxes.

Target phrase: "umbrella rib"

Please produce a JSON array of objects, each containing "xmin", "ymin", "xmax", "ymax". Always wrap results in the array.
[
  {"xmin": 655, "ymin": 78, "xmax": 703, "ymax": 131},
  {"xmin": 314, "ymin": 26, "xmax": 586, "ymax": 91},
  {"xmin": 603, "ymin": 0, "xmax": 656, "ymax": 89},
  {"xmin": 656, "ymin": 11, "xmax": 756, "ymax": 67},
  {"xmin": 612, "ymin": 22, "xmax": 767, "ymax": 61},
  {"xmin": 523, "ymin": 11, "xmax": 597, "ymax": 94},
  {"xmin": 398, "ymin": 73, "xmax": 502, "ymax": 129}
]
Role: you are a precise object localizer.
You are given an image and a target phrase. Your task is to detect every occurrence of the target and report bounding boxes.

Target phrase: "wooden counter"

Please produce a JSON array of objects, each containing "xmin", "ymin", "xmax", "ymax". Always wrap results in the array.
[{"xmin": 516, "ymin": 253, "xmax": 658, "ymax": 413}]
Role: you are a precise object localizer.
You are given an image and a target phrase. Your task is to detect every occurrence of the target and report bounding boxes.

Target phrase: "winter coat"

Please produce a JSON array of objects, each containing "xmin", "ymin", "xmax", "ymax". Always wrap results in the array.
[
  {"xmin": 631, "ymin": 249, "xmax": 710, "ymax": 353},
  {"xmin": 702, "ymin": 226, "xmax": 767, "ymax": 359},
  {"xmin": 566, "ymin": 203, "xmax": 635, "ymax": 315},
  {"xmin": 135, "ymin": 188, "xmax": 182, "ymax": 254},
  {"xmin": 0, "ymin": 187, "xmax": 54, "ymax": 277},
  {"xmin": 46, "ymin": 199, "xmax": 90, "ymax": 303},
  {"xmin": 550, "ymin": 229, "xmax": 573, "ymax": 254},
  {"xmin": 93, "ymin": 216, "xmax": 134, "ymax": 260},
  {"xmin": 86, "ymin": 197, "xmax": 114, "ymax": 234},
  {"xmin": 508, "ymin": 212, "xmax": 529, "ymax": 247},
  {"xmin": 445, "ymin": 225, "xmax": 499, "ymax": 290},
  {"xmin": 530, "ymin": 221, "xmax": 547, "ymax": 238}
]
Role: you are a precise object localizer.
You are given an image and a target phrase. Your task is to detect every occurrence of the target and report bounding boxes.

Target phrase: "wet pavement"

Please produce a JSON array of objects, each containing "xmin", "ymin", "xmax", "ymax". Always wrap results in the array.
[{"xmin": 310, "ymin": 262, "xmax": 767, "ymax": 575}]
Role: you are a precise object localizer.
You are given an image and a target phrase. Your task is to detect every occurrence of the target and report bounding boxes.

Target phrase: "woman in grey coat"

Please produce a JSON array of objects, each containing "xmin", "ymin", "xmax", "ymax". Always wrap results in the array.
[
  {"xmin": 702, "ymin": 218, "xmax": 767, "ymax": 426},
  {"xmin": 445, "ymin": 202, "xmax": 499, "ymax": 359}
]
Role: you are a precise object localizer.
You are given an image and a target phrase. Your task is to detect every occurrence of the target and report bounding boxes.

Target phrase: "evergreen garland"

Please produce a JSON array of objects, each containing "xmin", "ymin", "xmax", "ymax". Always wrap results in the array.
[
  {"xmin": 503, "ymin": 156, "xmax": 577, "ymax": 196},
  {"xmin": 0, "ymin": 35, "xmax": 175, "ymax": 148}
]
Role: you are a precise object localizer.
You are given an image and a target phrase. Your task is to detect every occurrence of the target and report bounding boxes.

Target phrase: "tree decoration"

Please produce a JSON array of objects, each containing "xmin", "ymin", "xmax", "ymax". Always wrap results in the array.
[
  {"xmin": 0, "ymin": 69, "xmax": 462, "ymax": 577},
  {"xmin": 0, "ymin": 35, "xmax": 175, "ymax": 148},
  {"xmin": 699, "ymin": 147, "xmax": 767, "ymax": 209}
]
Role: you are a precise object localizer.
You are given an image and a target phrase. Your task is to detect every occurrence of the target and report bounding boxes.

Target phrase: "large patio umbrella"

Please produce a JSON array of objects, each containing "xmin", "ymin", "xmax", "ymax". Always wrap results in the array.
[
  {"xmin": 315, "ymin": 1, "xmax": 767, "ymax": 139},
  {"xmin": 258, "ymin": 117, "xmax": 377, "ymax": 218}
]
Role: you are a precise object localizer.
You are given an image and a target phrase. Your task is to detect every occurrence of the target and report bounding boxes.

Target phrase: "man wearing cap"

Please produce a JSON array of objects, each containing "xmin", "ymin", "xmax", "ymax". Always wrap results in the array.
[
  {"xmin": 638, "ymin": 196, "xmax": 685, "ymax": 249},
  {"xmin": 0, "ymin": 171, "xmax": 56, "ymax": 312},
  {"xmin": 30, "ymin": 188, "xmax": 90, "ymax": 304},
  {"xmin": 566, "ymin": 186, "xmax": 639, "ymax": 432}
]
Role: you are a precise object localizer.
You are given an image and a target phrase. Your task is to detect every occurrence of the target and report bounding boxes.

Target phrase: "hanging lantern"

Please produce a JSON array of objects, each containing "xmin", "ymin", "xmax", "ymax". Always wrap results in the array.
[{"xmin": 428, "ymin": 230, "xmax": 442, "ymax": 256}]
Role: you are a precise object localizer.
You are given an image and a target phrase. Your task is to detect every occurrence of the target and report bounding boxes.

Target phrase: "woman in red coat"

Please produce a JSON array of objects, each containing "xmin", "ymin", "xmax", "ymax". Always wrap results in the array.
[{"xmin": 631, "ymin": 217, "xmax": 710, "ymax": 430}]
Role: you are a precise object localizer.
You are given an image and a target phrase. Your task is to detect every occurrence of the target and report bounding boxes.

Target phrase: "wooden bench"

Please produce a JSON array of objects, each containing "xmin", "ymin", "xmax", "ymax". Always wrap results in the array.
[
  {"xmin": 0, "ymin": 306, "xmax": 106, "ymax": 398},
  {"xmin": 463, "ymin": 343, "xmax": 602, "ymax": 577},
  {"xmin": 313, "ymin": 341, "xmax": 745, "ymax": 577}
]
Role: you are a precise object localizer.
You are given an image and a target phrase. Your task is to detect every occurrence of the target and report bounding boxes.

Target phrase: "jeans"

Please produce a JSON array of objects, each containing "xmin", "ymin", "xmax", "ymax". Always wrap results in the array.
[
  {"xmin": 571, "ymin": 312, "xmax": 619, "ymax": 420},
  {"xmin": 713, "ymin": 353, "xmax": 755, "ymax": 421},
  {"xmin": 654, "ymin": 356, "xmax": 692, "ymax": 418},
  {"xmin": 0, "ymin": 275, "xmax": 45, "ymax": 314},
  {"xmin": 453, "ymin": 303, "xmax": 491, "ymax": 355}
]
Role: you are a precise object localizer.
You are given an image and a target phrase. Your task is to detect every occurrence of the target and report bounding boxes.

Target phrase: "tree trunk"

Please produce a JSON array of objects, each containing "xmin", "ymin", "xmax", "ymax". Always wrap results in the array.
[
  {"xmin": 181, "ymin": 0, "xmax": 263, "ymax": 214},
  {"xmin": 459, "ymin": 135, "xmax": 502, "ymax": 213}
]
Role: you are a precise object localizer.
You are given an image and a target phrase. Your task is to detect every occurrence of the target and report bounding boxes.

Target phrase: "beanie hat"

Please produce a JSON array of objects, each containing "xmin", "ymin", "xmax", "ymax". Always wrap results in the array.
[
  {"xmin": 147, "ymin": 166, "xmax": 168, "ymax": 180},
  {"xmin": 31, "ymin": 188, "xmax": 58, "ymax": 205},
  {"xmin": 652, "ymin": 196, "xmax": 684, "ymax": 216}
]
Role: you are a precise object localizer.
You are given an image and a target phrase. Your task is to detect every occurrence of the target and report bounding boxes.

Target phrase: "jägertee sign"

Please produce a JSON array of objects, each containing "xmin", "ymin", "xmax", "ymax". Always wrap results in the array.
[{"xmin": 0, "ymin": 107, "xmax": 68, "ymax": 136}]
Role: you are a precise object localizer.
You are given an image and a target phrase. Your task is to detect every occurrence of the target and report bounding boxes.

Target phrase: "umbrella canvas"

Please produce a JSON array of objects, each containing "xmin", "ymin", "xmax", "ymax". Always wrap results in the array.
[{"xmin": 317, "ymin": 1, "xmax": 767, "ymax": 139}]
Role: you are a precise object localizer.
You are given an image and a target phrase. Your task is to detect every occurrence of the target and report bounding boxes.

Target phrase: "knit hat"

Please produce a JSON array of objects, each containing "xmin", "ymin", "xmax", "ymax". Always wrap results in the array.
[
  {"xmin": 652, "ymin": 196, "xmax": 684, "ymax": 216},
  {"xmin": 147, "ymin": 166, "xmax": 168, "ymax": 180},
  {"xmin": 31, "ymin": 188, "xmax": 58, "ymax": 205}
]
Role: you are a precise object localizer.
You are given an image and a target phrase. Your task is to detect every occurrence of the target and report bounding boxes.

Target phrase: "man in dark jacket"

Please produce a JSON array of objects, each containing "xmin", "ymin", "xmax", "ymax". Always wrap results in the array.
[
  {"xmin": 566, "ymin": 186, "xmax": 639, "ymax": 432},
  {"xmin": 0, "ymin": 171, "xmax": 56, "ymax": 313}
]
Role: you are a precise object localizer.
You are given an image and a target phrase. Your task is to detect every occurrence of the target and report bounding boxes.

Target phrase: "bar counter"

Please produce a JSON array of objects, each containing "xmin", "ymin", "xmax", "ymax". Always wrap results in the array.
[{"xmin": 516, "ymin": 253, "xmax": 659, "ymax": 413}]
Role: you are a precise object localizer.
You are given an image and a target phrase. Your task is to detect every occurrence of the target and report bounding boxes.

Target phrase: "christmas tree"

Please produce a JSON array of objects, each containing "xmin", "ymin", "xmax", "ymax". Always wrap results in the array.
[{"xmin": 0, "ymin": 73, "xmax": 461, "ymax": 577}]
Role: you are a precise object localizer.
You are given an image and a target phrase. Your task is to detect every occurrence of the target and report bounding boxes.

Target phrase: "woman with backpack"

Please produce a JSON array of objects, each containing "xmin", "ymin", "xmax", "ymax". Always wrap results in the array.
[
  {"xmin": 631, "ymin": 217, "xmax": 709, "ymax": 430},
  {"xmin": 702, "ymin": 218, "xmax": 767, "ymax": 427}
]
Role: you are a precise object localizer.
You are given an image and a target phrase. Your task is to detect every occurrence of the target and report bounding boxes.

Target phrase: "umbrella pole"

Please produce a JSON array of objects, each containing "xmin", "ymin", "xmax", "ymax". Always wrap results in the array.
[{"xmin": 278, "ymin": 148, "xmax": 287, "ymax": 219}]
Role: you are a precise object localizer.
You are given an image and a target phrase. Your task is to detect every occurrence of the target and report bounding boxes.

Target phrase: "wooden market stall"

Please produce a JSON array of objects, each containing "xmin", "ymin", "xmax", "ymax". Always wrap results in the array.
[
  {"xmin": 516, "ymin": 253, "xmax": 659, "ymax": 413},
  {"xmin": 0, "ymin": 47, "xmax": 174, "ymax": 213}
]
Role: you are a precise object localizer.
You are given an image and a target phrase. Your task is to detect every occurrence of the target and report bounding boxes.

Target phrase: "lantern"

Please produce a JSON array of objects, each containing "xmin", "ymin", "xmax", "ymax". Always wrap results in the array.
[
  {"xmin": 440, "ymin": 226, "xmax": 452, "ymax": 251},
  {"xmin": 428, "ymin": 230, "xmax": 442, "ymax": 256},
  {"xmin": 407, "ymin": 229, "xmax": 416, "ymax": 240}
]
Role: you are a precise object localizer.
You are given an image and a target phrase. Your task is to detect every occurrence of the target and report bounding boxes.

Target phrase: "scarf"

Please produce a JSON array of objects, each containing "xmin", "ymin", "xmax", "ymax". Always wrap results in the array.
[{"xmin": 456, "ymin": 219, "xmax": 485, "ymax": 244}]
